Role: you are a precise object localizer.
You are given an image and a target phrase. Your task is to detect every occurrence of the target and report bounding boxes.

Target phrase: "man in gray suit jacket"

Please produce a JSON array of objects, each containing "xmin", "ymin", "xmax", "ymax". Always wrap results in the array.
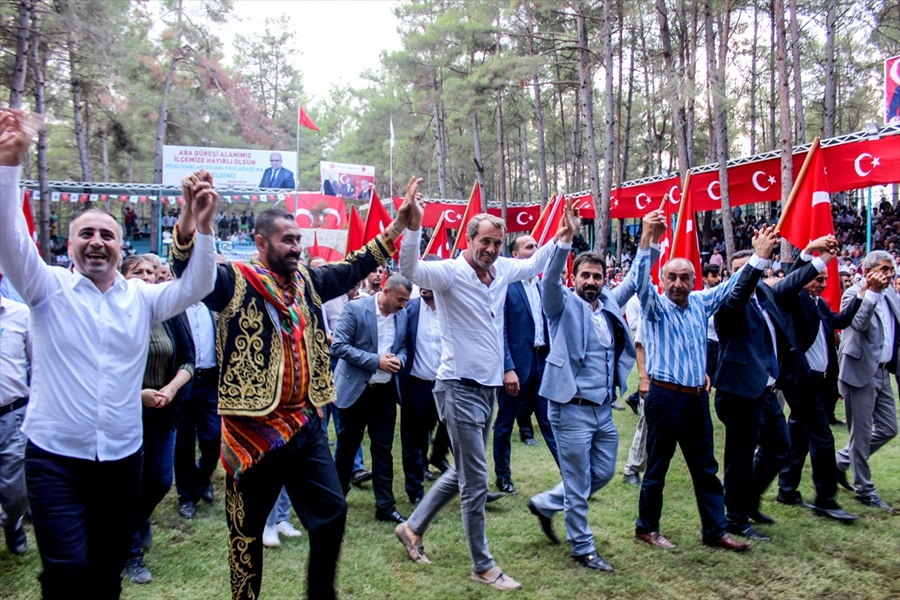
[
  {"xmin": 527, "ymin": 204, "xmax": 664, "ymax": 573},
  {"xmin": 835, "ymin": 250, "xmax": 898, "ymax": 510},
  {"xmin": 332, "ymin": 274, "xmax": 411, "ymax": 523}
]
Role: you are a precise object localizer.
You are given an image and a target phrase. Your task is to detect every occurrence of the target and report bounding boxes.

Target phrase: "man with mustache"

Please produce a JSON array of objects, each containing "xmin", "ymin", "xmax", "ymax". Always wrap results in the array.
[{"xmin": 526, "ymin": 202, "xmax": 663, "ymax": 573}]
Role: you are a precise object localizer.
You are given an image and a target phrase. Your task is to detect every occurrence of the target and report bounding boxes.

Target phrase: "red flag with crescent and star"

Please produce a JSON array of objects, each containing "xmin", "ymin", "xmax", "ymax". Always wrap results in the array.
[
  {"xmin": 450, "ymin": 182, "xmax": 482, "ymax": 254},
  {"xmin": 346, "ymin": 206, "xmax": 365, "ymax": 254},
  {"xmin": 298, "ymin": 107, "xmax": 320, "ymax": 132},
  {"xmin": 668, "ymin": 173, "xmax": 703, "ymax": 291}
]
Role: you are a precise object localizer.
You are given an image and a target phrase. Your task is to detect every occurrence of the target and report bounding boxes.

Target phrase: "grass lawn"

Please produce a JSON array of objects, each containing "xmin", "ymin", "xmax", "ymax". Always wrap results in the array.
[{"xmin": 1, "ymin": 374, "xmax": 898, "ymax": 599}]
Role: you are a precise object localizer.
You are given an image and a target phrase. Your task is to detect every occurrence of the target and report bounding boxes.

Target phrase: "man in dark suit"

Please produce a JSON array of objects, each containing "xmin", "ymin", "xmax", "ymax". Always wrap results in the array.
[
  {"xmin": 259, "ymin": 153, "xmax": 295, "ymax": 189},
  {"xmin": 714, "ymin": 237, "xmax": 835, "ymax": 542},
  {"xmin": 834, "ymin": 251, "xmax": 898, "ymax": 510},
  {"xmin": 776, "ymin": 263, "xmax": 861, "ymax": 522},
  {"xmin": 332, "ymin": 273, "xmax": 411, "ymax": 523},
  {"xmin": 493, "ymin": 234, "xmax": 559, "ymax": 495},
  {"xmin": 399, "ymin": 280, "xmax": 451, "ymax": 505}
]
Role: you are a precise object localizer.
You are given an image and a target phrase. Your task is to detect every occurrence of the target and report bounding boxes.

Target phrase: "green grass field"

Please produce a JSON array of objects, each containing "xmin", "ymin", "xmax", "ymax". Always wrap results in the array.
[{"xmin": 1, "ymin": 376, "xmax": 898, "ymax": 599}]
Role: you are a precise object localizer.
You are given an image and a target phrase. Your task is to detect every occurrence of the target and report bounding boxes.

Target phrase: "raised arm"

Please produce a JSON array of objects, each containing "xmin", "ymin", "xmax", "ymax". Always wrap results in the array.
[
  {"xmin": 0, "ymin": 111, "xmax": 58, "ymax": 306},
  {"xmin": 611, "ymin": 209, "xmax": 665, "ymax": 306},
  {"xmin": 703, "ymin": 224, "xmax": 776, "ymax": 316},
  {"xmin": 398, "ymin": 177, "xmax": 455, "ymax": 291}
]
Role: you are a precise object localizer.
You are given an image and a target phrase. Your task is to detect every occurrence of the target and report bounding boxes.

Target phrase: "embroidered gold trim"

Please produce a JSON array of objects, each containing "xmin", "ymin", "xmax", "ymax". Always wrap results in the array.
[
  {"xmin": 226, "ymin": 486, "xmax": 257, "ymax": 600},
  {"xmin": 169, "ymin": 223, "xmax": 195, "ymax": 262}
]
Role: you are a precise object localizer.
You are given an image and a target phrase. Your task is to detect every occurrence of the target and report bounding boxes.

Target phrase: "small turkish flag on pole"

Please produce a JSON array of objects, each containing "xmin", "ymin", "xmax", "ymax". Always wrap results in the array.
[
  {"xmin": 298, "ymin": 107, "xmax": 320, "ymax": 131},
  {"xmin": 668, "ymin": 172, "xmax": 703, "ymax": 291}
]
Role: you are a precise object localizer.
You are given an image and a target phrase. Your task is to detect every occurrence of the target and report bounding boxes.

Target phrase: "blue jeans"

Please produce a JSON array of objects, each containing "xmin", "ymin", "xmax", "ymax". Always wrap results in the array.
[
  {"xmin": 0, "ymin": 406, "xmax": 28, "ymax": 531},
  {"xmin": 267, "ymin": 487, "xmax": 292, "ymax": 525},
  {"xmin": 130, "ymin": 409, "xmax": 176, "ymax": 559},
  {"xmin": 530, "ymin": 401, "xmax": 617, "ymax": 556},
  {"xmin": 636, "ymin": 385, "xmax": 726, "ymax": 543},
  {"xmin": 26, "ymin": 442, "xmax": 142, "ymax": 600}
]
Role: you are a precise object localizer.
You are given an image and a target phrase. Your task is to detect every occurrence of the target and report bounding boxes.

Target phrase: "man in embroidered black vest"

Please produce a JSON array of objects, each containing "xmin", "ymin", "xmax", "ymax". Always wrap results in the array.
[{"xmin": 172, "ymin": 174, "xmax": 414, "ymax": 600}]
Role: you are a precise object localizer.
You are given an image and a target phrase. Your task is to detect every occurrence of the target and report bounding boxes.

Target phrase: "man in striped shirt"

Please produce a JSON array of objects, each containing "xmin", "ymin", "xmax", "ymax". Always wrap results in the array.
[{"xmin": 633, "ymin": 225, "xmax": 779, "ymax": 552}]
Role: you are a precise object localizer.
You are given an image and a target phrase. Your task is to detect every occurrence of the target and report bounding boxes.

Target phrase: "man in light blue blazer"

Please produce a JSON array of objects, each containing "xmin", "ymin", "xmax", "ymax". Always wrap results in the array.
[
  {"xmin": 527, "ymin": 204, "xmax": 663, "ymax": 573},
  {"xmin": 333, "ymin": 273, "xmax": 411, "ymax": 523}
]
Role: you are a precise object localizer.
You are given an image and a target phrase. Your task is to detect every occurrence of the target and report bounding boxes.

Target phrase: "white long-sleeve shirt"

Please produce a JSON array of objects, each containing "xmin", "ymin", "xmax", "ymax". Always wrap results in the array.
[
  {"xmin": 399, "ymin": 227, "xmax": 555, "ymax": 386},
  {"xmin": 0, "ymin": 166, "xmax": 217, "ymax": 461}
]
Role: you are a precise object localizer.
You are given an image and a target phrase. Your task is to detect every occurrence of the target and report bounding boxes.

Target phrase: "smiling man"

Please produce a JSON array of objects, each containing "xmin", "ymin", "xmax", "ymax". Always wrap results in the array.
[{"xmin": 0, "ymin": 109, "xmax": 217, "ymax": 599}]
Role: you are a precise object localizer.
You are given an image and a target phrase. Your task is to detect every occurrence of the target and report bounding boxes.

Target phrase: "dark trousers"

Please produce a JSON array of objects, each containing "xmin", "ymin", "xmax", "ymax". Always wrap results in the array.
[
  {"xmin": 226, "ymin": 414, "xmax": 346, "ymax": 600},
  {"xmin": 400, "ymin": 376, "xmax": 438, "ymax": 501},
  {"xmin": 25, "ymin": 441, "xmax": 142, "ymax": 600},
  {"xmin": 516, "ymin": 403, "xmax": 535, "ymax": 441},
  {"xmin": 129, "ymin": 411, "xmax": 176, "ymax": 560},
  {"xmin": 174, "ymin": 368, "xmax": 221, "ymax": 504},
  {"xmin": 492, "ymin": 353, "xmax": 559, "ymax": 481},
  {"xmin": 636, "ymin": 385, "xmax": 726, "ymax": 543},
  {"xmin": 705, "ymin": 340, "xmax": 720, "ymax": 381},
  {"xmin": 715, "ymin": 389, "xmax": 791, "ymax": 529},
  {"xmin": 335, "ymin": 383, "xmax": 399, "ymax": 514},
  {"xmin": 778, "ymin": 372, "xmax": 839, "ymax": 508}
]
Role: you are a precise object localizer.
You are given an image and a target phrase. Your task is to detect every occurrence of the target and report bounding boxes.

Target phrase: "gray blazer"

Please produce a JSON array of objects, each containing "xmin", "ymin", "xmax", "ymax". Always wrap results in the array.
[
  {"xmin": 332, "ymin": 294, "xmax": 408, "ymax": 408},
  {"xmin": 538, "ymin": 243, "xmax": 656, "ymax": 404},
  {"xmin": 838, "ymin": 284, "xmax": 900, "ymax": 388}
]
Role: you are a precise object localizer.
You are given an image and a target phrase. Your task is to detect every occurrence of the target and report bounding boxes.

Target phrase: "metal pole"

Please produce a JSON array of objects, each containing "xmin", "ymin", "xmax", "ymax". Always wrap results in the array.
[
  {"xmin": 296, "ymin": 115, "xmax": 301, "ymax": 190},
  {"xmin": 866, "ymin": 187, "xmax": 872, "ymax": 253}
]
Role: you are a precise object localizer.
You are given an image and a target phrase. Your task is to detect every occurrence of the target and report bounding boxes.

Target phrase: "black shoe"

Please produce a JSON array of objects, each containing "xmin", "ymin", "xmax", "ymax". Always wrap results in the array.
[
  {"xmin": 522, "ymin": 438, "xmax": 538, "ymax": 447},
  {"xmin": 748, "ymin": 510, "xmax": 775, "ymax": 525},
  {"xmin": 527, "ymin": 500, "xmax": 559, "ymax": 544},
  {"xmin": 776, "ymin": 493, "xmax": 813, "ymax": 509},
  {"xmin": 375, "ymin": 509, "xmax": 406, "ymax": 524},
  {"xmin": 408, "ymin": 493, "xmax": 423, "ymax": 507},
  {"xmin": 813, "ymin": 505, "xmax": 859, "ymax": 523},
  {"xmin": 3, "ymin": 521, "xmax": 27, "ymax": 555},
  {"xmin": 486, "ymin": 491, "xmax": 507, "ymax": 504},
  {"xmin": 573, "ymin": 552, "xmax": 614, "ymax": 572},
  {"xmin": 855, "ymin": 494, "xmax": 893, "ymax": 510},
  {"xmin": 124, "ymin": 556, "xmax": 152, "ymax": 584},
  {"xmin": 727, "ymin": 525, "xmax": 771, "ymax": 542},
  {"xmin": 836, "ymin": 469, "xmax": 854, "ymax": 492},
  {"xmin": 201, "ymin": 482, "xmax": 215, "ymax": 503},
  {"xmin": 423, "ymin": 469, "xmax": 437, "ymax": 481},
  {"xmin": 429, "ymin": 457, "xmax": 451, "ymax": 473},
  {"xmin": 496, "ymin": 478, "xmax": 517, "ymax": 495},
  {"xmin": 611, "ymin": 400, "xmax": 627, "ymax": 411},
  {"xmin": 828, "ymin": 417, "xmax": 845, "ymax": 426},
  {"xmin": 178, "ymin": 500, "xmax": 196, "ymax": 520},
  {"xmin": 623, "ymin": 472, "xmax": 641, "ymax": 486},
  {"xmin": 351, "ymin": 470, "xmax": 373, "ymax": 488}
]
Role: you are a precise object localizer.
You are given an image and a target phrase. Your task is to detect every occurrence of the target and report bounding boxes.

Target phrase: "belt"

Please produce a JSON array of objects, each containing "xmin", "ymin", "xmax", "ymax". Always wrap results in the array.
[
  {"xmin": 458, "ymin": 378, "xmax": 483, "ymax": 388},
  {"xmin": 570, "ymin": 397, "xmax": 598, "ymax": 406},
  {"xmin": 810, "ymin": 370, "xmax": 827, "ymax": 379},
  {"xmin": 0, "ymin": 397, "xmax": 28, "ymax": 416},
  {"xmin": 763, "ymin": 384, "xmax": 777, "ymax": 395},
  {"xmin": 367, "ymin": 381, "xmax": 392, "ymax": 388},
  {"xmin": 650, "ymin": 379, "xmax": 705, "ymax": 396},
  {"xmin": 195, "ymin": 367, "xmax": 218, "ymax": 377}
]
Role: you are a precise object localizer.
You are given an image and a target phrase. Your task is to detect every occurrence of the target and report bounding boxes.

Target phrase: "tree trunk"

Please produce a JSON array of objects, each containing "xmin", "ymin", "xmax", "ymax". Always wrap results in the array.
[
  {"xmin": 621, "ymin": 27, "xmax": 635, "ymax": 181},
  {"xmin": 100, "ymin": 121, "xmax": 110, "ymax": 182},
  {"xmin": 768, "ymin": 0, "xmax": 777, "ymax": 151},
  {"xmin": 472, "ymin": 112, "xmax": 485, "ymax": 192},
  {"xmin": 525, "ymin": 2, "xmax": 549, "ymax": 208},
  {"xmin": 576, "ymin": 6, "xmax": 603, "ymax": 250},
  {"xmin": 67, "ymin": 31, "xmax": 91, "ymax": 181},
  {"xmin": 656, "ymin": 0, "xmax": 691, "ymax": 172},
  {"xmin": 433, "ymin": 96, "xmax": 448, "ymax": 199},
  {"xmin": 599, "ymin": 0, "xmax": 615, "ymax": 252},
  {"xmin": 774, "ymin": 0, "xmax": 794, "ymax": 258},
  {"xmin": 750, "ymin": 2, "xmax": 758, "ymax": 154},
  {"xmin": 29, "ymin": 4, "xmax": 50, "ymax": 262},
  {"xmin": 555, "ymin": 62, "xmax": 570, "ymax": 192},
  {"xmin": 787, "ymin": 0, "xmax": 805, "ymax": 143},
  {"xmin": 9, "ymin": 0, "xmax": 32, "ymax": 109},
  {"xmin": 823, "ymin": 0, "xmax": 836, "ymax": 139},
  {"xmin": 522, "ymin": 121, "xmax": 532, "ymax": 204},
  {"xmin": 639, "ymin": 13, "xmax": 655, "ymax": 176},
  {"xmin": 496, "ymin": 89, "xmax": 507, "ymax": 222}
]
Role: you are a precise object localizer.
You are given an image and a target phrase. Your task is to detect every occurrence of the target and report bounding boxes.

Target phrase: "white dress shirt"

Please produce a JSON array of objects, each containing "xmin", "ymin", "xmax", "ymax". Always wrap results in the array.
[
  {"xmin": 589, "ymin": 300, "xmax": 613, "ymax": 347},
  {"xmin": 410, "ymin": 299, "xmax": 441, "ymax": 381},
  {"xmin": 186, "ymin": 302, "xmax": 217, "ymax": 369},
  {"xmin": 0, "ymin": 165, "xmax": 217, "ymax": 461},
  {"xmin": 0, "ymin": 296, "xmax": 31, "ymax": 405},
  {"xmin": 369, "ymin": 294, "xmax": 396, "ymax": 384},
  {"xmin": 521, "ymin": 278, "xmax": 546, "ymax": 347},
  {"xmin": 877, "ymin": 292, "xmax": 896, "ymax": 364},
  {"xmin": 400, "ymin": 227, "xmax": 555, "ymax": 386}
]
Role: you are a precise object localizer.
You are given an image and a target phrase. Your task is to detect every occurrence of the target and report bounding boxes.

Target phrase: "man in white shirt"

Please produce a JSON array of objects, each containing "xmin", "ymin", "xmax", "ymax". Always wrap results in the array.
[
  {"xmin": 0, "ymin": 275, "xmax": 30, "ymax": 556},
  {"xmin": 393, "ymin": 177, "xmax": 567, "ymax": 591},
  {"xmin": 0, "ymin": 110, "xmax": 217, "ymax": 599}
]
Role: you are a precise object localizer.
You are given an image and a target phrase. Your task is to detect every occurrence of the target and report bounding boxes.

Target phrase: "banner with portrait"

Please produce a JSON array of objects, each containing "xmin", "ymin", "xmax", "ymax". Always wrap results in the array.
[
  {"xmin": 162, "ymin": 146, "xmax": 298, "ymax": 188},
  {"xmin": 886, "ymin": 55, "xmax": 900, "ymax": 124},
  {"xmin": 320, "ymin": 161, "xmax": 376, "ymax": 200}
]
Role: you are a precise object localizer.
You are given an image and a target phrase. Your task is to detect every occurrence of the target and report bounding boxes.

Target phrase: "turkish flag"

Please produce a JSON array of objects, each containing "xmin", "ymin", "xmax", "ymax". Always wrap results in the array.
[
  {"xmin": 822, "ymin": 136, "xmax": 900, "ymax": 191},
  {"xmin": 363, "ymin": 190, "xmax": 399, "ymax": 255},
  {"xmin": 346, "ymin": 206, "xmax": 365, "ymax": 254},
  {"xmin": 391, "ymin": 197, "xmax": 468, "ymax": 229},
  {"xmin": 486, "ymin": 205, "xmax": 541, "ymax": 233},
  {"xmin": 286, "ymin": 193, "xmax": 346, "ymax": 229},
  {"xmin": 532, "ymin": 195, "xmax": 565, "ymax": 246},
  {"xmin": 450, "ymin": 182, "xmax": 482, "ymax": 254},
  {"xmin": 21, "ymin": 189, "xmax": 39, "ymax": 250},
  {"xmin": 650, "ymin": 195, "xmax": 679, "ymax": 291},
  {"xmin": 569, "ymin": 192, "xmax": 595, "ymax": 219},
  {"xmin": 669, "ymin": 173, "xmax": 703, "ymax": 291},
  {"xmin": 610, "ymin": 176, "xmax": 681, "ymax": 219},
  {"xmin": 422, "ymin": 212, "xmax": 452, "ymax": 258},
  {"xmin": 308, "ymin": 231, "xmax": 343, "ymax": 262},
  {"xmin": 298, "ymin": 106, "xmax": 320, "ymax": 131},
  {"xmin": 779, "ymin": 139, "xmax": 841, "ymax": 311}
]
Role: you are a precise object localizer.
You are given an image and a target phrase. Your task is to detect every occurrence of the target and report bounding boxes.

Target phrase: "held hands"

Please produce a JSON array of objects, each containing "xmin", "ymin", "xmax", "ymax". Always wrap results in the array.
[
  {"xmin": 751, "ymin": 224, "xmax": 779, "ymax": 259},
  {"xmin": 178, "ymin": 170, "xmax": 218, "ymax": 241},
  {"xmin": 804, "ymin": 234, "xmax": 838, "ymax": 256},
  {"xmin": 503, "ymin": 370, "xmax": 520, "ymax": 397},
  {"xmin": 556, "ymin": 197, "xmax": 580, "ymax": 244},
  {"xmin": 378, "ymin": 353, "xmax": 402, "ymax": 374},
  {"xmin": 141, "ymin": 388, "xmax": 173, "ymax": 409},
  {"xmin": 0, "ymin": 109, "xmax": 43, "ymax": 167}
]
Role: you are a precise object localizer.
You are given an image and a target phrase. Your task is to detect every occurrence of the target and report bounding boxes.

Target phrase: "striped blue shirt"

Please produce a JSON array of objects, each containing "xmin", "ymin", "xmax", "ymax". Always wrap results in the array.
[{"xmin": 638, "ymin": 255, "xmax": 765, "ymax": 386}]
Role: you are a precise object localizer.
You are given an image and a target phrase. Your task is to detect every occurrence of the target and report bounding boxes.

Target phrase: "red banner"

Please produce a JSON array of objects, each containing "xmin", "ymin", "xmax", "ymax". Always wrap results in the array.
[
  {"xmin": 609, "ymin": 176, "xmax": 682, "ymax": 219},
  {"xmin": 822, "ymin": 136, "xmax": 900, "ymax": 191},
  {"xmin": 284, "ymin": 193, "xmax": 346, "ymax": 229},
  {"xmin": 486, "ymin": 205, "xmax": 541, "ymax": 233}
]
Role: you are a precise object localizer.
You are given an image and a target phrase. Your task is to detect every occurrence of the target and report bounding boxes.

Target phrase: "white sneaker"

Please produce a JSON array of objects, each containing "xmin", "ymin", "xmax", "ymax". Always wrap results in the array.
[
  {"xmin": 262, "ymin": 524, "xmax": 280, "ymax": 548},
  {"xmin": 275, "ymin": 521, "xmax": 303, "ymax": 538}
]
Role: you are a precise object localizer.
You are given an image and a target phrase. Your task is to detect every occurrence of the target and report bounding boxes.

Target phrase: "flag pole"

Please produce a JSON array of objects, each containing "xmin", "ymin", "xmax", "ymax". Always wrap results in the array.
[
  {"xmin": 295, "ymin": 107, "xmax": 301, "ymax": 191},
  {"xmin": 390, "ymin": 114, "xmax": 394, "ymax": 202},
  {"xmin": 530, "ymin": 195, "xmax": 556, "ymax": 238},
  {"xmin": 668, "ymin": 172, "xmax": 691, "ymax": 261},
  {"xmin": 775, "ymin": 136, "xmax": 820, "ymax": 232},
  {"xmin": 422, "ymin": 211, "xmax": 446, "ymax": 258}
]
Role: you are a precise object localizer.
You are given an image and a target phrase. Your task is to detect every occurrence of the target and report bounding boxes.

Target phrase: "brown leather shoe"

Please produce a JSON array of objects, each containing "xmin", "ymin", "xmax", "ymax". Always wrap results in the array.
[
  {"xmin": 704, "ymin": 534, "xmax": 750, "ymax": 552},
  {"xmin": 635, "ymin": 531, "xmax": 677, "ymax": 548}
]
